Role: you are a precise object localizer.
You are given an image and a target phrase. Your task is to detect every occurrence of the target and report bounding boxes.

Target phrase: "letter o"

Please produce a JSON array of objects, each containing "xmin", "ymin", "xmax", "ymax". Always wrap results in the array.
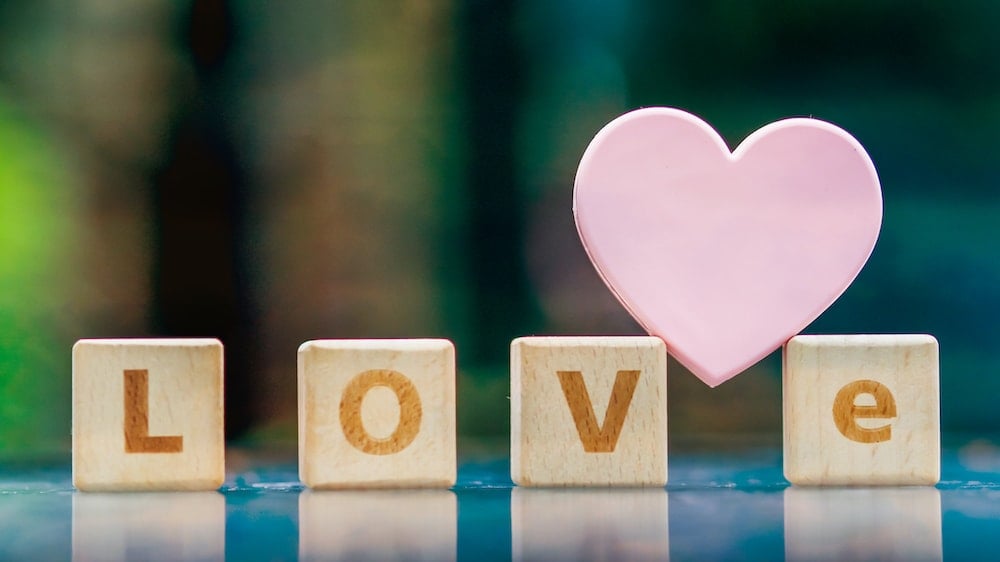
[{"xmin": 339, "ymin": 369, "xmax": 422, "ymax": 455}]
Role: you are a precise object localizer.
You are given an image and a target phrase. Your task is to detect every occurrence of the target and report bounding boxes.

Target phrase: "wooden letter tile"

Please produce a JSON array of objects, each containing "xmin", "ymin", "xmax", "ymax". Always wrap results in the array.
[
  {"xmin": 783, "ymin": 334, "xmax": 940, "ymax": 485},
  {"xmin": 298, "ymin": 339, "xmax": 456, "ymax": 488},
  {"xmin": 72, "ymin": 339, "xmax": 224, "ymax": 491},
  {"xmin": 510, "ymin": 336, "xmax": 667, "ymax": 486}
]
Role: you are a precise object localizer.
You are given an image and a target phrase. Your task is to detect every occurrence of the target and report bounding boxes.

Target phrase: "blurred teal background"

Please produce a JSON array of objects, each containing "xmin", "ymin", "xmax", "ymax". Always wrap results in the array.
[{"xmin": 0, "ymin": 0, "xmax": 997, "ymax": 457}]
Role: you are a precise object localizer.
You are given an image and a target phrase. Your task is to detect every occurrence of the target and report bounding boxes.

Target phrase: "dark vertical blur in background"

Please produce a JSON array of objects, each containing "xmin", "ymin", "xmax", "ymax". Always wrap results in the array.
[
  {"xmin": 1, "ymin": 0, "xmax": 998, "ymax": 457},
  {"xmin": 153, "ymin": 0, "xmax": 256, "ymax": 437}
]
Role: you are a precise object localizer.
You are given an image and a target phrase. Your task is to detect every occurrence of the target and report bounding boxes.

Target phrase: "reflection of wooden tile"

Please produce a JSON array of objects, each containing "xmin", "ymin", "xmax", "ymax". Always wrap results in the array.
[
  {"xmin": 72, "ymin": 339, "xmax": 224, "ymax": 491},
  {"xmin": 784, "ymin": 487, "xmax": 942, "ymax": 561},
  {"xmin": 511, "ymin": 336, "xmax": 667, "ymax": 486},
  {"xmin": 73, "ymin": 493, "xmax": 225, "ymax": 561},
  {"xmin": 298, "ymin": 339, "xmax": 456, "ymax": 488},
  {"xmin": 512, "ymin": 489, "xmax": 668, "ymax": 561},
  {"xmin": 783, "ymin": 335, "xmax": 940, "ymax": 485},
  {"xmin": 299, "ymin": 491, "xmax": 456, "ymax": 561}
]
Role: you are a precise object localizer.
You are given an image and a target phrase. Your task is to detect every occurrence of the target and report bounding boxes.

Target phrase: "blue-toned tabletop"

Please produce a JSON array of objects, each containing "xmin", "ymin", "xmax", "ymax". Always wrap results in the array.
[{"xmin": 1, "ymin": 445, "xmax": 998, "ymax": 561}]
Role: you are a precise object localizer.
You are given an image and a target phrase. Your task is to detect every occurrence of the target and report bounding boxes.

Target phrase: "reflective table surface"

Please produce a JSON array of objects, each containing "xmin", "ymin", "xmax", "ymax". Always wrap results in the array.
[{"xmin": 2, "ymin": 445, "xmax": 998, "ymax": 561}]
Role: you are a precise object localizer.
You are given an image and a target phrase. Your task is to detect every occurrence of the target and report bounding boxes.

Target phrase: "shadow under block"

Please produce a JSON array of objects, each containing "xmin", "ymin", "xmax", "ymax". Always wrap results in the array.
[
  {"xmin": 298, "ymin": 339, "xmax": 456, "ymax": 488},
  {"xmin": 72, "ymin": 339, "xmax": 225, "ymax": 492},
  {"xmin": 783, "ymin": 334, "xmax": 940, "ymax": 486},
  {"xmin": 510, "ymin": 336, "xmax": 667, "ymax": 486}
]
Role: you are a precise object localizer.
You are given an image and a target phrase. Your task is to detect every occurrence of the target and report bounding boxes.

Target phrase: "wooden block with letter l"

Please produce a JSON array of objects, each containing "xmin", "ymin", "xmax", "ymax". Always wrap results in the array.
[
  {"xmin": 510, "ymin": 336, "xmax": 667, "ymax": 487},
  {"xmin": 72, "ymin": 338, "xmax": 225, "ymax": 491},
  {"xmin": 783, "ymin": 334, "xmax": 940, "ymax": 486},
  {"xmin": 298, "ymin": 339, "xmax": 456, "ymax": 488}
]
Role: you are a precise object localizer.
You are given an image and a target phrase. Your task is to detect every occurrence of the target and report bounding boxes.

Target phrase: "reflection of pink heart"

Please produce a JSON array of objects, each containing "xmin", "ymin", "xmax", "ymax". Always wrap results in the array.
[{"xmin": 574, "ymin": 108, "xmax": 882, "ymax": 387}]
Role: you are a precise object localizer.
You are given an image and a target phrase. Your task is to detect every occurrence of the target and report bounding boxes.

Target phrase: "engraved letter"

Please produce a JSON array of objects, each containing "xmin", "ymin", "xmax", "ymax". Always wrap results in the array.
[
  {"xmin": 124, "ymin": 369, "xmax": 184, "ymax": 453},
  {"xmin": 340, "ymin": 369, "xmax": 422, "ymax": 455},
  {"xmin": 557, "ymin": 370, "xmax": 641, "ymax": 453},
  {"xmin": 832, "ymin": 379, "xmax": 897, "ymax": 443}
]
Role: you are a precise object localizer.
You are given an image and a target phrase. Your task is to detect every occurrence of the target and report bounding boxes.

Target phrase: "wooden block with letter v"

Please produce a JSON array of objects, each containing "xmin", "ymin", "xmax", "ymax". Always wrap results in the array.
[
  {"xmin": 72, "ymin": 338, "xmax": 225, "ymax": 491},
  {"xmin": 298, "ymin": 339, "xmax": 456, "ymax": 488},
  {"xmin": 783, "ymin": 334, "xmax": 940, "ymax": 485},
  {"xmin": 511, "ymin": 336, "xmax": 667, "ymax": 486}
]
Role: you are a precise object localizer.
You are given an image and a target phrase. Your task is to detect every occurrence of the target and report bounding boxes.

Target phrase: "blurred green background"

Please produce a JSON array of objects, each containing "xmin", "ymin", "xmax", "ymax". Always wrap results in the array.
[{"xmin": 0, "ymin": 0, "xmax": 997, "ymax": 457}]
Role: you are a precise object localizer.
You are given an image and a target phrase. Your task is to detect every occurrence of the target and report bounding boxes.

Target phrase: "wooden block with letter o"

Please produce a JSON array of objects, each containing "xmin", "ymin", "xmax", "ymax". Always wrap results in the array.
[
  {"xmin": 298, "ymin": 339, "xmax": 456, "ymax": 488},
  {"xmin": 72, "ymin": 338, "xmax": 225, "ymax": 491},
  {"xmin": 511, "ymin": 336, "xmax": 667, "ymax": 486},
  {"xmin": 783, "ymin": 334, "xmax": 940, "ymax": 485}
]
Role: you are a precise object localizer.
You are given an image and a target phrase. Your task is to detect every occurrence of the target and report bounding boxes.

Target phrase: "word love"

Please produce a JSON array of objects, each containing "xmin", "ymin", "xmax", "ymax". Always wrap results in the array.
[{"xmin": 71, "ymin": 334, "xmax": 939, "ymax": 491}]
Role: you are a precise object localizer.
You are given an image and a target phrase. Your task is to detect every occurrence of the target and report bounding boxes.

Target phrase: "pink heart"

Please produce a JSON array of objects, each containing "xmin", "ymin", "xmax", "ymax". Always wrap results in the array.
[{"xmin": 574, "ymin": 108, "xmax": 882, "ymax": 387}]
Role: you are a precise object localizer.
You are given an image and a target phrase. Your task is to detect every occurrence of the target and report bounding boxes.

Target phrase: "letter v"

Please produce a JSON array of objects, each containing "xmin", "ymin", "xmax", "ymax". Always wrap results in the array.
[{"xmin": 556, "ymin": 370, "xmax": 641, "ymax": 453}]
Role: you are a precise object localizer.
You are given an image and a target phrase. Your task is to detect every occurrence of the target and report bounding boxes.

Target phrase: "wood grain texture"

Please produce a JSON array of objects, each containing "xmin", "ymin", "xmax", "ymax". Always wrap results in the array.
[
  {"xmin": 783, "ymin": 334, "xmax": 940, "ymax": 486},
  {"xmin": 511, "ymin": 336, "xmax": 667, "ymax": 487},
  {"xmin": 298, "ymin": 339, "xmax": 456, "ymax": 488},
  {"xmin": 72, "ymin": 339, "xmax": 225, "ymax": 492}
]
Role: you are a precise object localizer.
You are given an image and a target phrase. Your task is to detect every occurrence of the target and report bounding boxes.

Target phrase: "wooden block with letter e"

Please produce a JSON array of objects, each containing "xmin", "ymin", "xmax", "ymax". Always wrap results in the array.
[
  {"xmin": 511, "ymin": 336, "xmax": 667, "ymax": 486},
  {"xmin": 72, "ymin": 339, "xmax": 225, "ymax": 491},
  {"xmin": 783, "ymin": 334, "xmax": 940, "ymax": 485},
  {"xmin": 298, "ymin": 339, "xmax": 456, "ymax": 488}
]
